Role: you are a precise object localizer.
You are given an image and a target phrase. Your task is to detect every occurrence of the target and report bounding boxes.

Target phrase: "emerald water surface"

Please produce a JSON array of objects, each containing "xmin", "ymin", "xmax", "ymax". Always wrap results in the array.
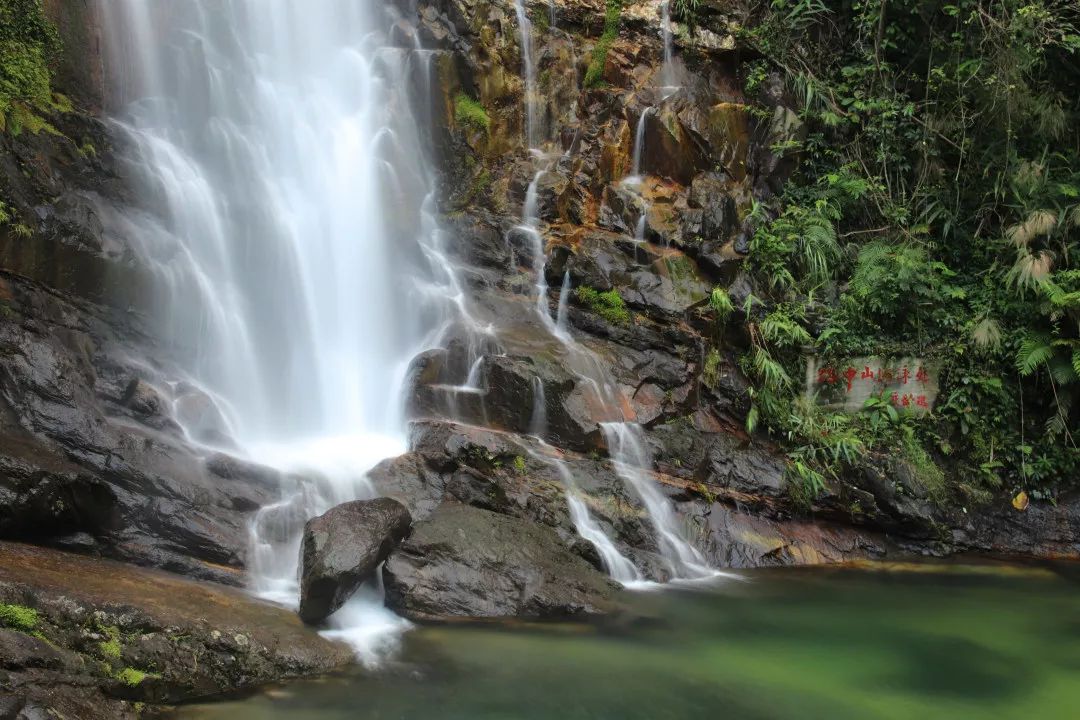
[{"xmin": 178, "ymin": 563, "xmax": 1080, "ymax": 720}]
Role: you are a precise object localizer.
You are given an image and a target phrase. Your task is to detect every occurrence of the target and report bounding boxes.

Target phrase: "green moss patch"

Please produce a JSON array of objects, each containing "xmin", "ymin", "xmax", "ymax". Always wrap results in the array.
[
  {"xmin": 575, "ymin": 286, "xmax": 630, "ymax": 325},
  {"xmin": 98, "ymin": 624, "xmax": 122, "ymax": 660},
  {"xmin": 116, "ymin": 667, "xmax": 157, "ymax": 686},
  {"xmin": 454, "ymin": 92, "xmax": 490, "ymax": 134},
  {"xmin": 0, "ymin": 603, "xmax": 38, "ymax": 631},
  {"xmin": 584, "ymin": 0, "xmax": 622, "ymax": 88}
]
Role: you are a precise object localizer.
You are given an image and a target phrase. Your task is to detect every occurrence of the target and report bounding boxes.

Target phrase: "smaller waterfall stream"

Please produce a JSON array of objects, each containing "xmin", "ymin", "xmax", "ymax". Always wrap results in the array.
[
  {"xmin": 513, "ymin": 0, "xmax": 541, "ymax": 149},
  {"xmin": 601, "ymin": 423, "xmax": 718, "ymax": 580},
  {"xmin": 502, "ymin": 0, "xmax": 720, "ymax": 586},
  {"xmin": 660, "ymin": 1, "xmax": 678, "ymax": 91},
  {"xmin": 555, "ymin": 271, "xmax": 572, "ymax": 333},
  {"xmin": 548, "ymin": 455, "xmax": 644, "ymax": 584},
  {"xmin": 630, "ymin": 108, "xmax": 650, "ymax": 181}
]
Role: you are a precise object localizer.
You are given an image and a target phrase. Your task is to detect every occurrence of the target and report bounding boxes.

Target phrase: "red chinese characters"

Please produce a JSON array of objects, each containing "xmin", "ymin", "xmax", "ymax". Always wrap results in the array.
[
  {"xmin": 814, "ymin": 362, "xmax": 933, "ymax": 408},
  {"xmin": 817, "ymin": 367, "xmax": 838, "ymax": 385}
]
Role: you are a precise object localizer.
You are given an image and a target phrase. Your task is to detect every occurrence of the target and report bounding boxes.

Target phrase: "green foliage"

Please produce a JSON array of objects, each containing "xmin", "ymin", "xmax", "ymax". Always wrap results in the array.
[
  {"xmin": 98, "ymin": 624, "xmax": 121, "ymax": 660},
  {"xmin": 709, "ymin": 286, "xmax": 734, "ymax": 321},
  {"xmin": 454, "ymin": 93, "xmax": 490, "ymax": 134},
  {"xmin": 0, "ymin": 0, "xmax": 62, "ymax": 135},
  {"xmin": 738, "ymin": 0, "xmax": 1080, "ymax": 498},
  {"xmin": 512, "ymin": 455, "xmax": 527, "ymax": 475},
  {"xmin": 702, "ymin": 348, "xmax": 722, "ymax": 388},
  {"xmin": 575, "ymin": 286, "xmax": 630, "ymax": 324},
  {"xmin": 530, "ymin": 4, "xmax": 550, "ymax": 34},
  {"xmin": 585, "ymin": 0, "xmax": 622, "ymax": 88},
  {"xmin": 0, "ymin": 603, "xmax": 38, "ymax": 631},
  {"xmin": 115, "ymin": 667, "xmax": 156, "ymax": 687},
  {"xmin": 671, "ymin": 0, "xmax": 701, "ymax": 29}
]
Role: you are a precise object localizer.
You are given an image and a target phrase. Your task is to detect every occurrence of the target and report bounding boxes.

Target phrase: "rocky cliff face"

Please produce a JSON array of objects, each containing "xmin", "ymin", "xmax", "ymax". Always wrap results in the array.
[{"xmin": 0, "ymin": 0, "xmax": 1075, "ymax": 614}]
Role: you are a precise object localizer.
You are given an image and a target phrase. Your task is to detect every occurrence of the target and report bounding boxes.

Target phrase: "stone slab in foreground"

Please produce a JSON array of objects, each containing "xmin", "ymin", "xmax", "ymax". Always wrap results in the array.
[{"xmin": 0, "ymin": 541, "xmax": 353, "ymax": 720}]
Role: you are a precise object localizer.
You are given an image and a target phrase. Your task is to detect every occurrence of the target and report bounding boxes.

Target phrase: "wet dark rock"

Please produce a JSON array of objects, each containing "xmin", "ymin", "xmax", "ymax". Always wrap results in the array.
[
  {"xmin": 383, "ymin": 502, "xmax": 623, "ymax": 621},
  {"xmin": 688, "ymin": 173, "xmax": 737, "ymax": 239},
  {"xmin": 367, "ymin": 452, "xmax": 445, "ymax": 521},
  {"xmin": 0, "ymin": 631, "xmax": 64, "ymax": 671},
  {"xmin": 298, "ymin": 498, "xmax": 413, "ymax": 624},
  {"xmin": 704, "ymin": 433, "xmax": 786, "ymax": 498},
  {"xmin": 444, "ymin": 467, "xmax": 513, "ymax": 513},
  {"xmin": 849, "ymin": 456, "xmax": 938, "ymax": 532},
  {"xmin": 641, "ymin": 106, "xmax": 711, "ymax": 185},
  {"xmin": 0, "ymin": 271, "xmax": 276, "ymax": 583}
]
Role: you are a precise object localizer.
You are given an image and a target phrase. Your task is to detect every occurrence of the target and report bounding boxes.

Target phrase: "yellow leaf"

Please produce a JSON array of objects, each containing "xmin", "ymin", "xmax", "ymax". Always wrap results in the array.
[{"xmin": 1012, "ymin": 491, "xmax": 1029, "ymax": 511}]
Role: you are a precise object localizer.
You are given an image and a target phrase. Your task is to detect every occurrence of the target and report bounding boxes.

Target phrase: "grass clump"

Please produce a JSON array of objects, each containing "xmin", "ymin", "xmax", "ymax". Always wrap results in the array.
[
  {"xmin": 584, "ymin": 0, "xmax": 622, "ymax": 88},
  {"xmin": 0, "ymin": 603, "xmax": 38, "ymax": 631},
  {"xmin": 512, "ymin": 455, "xmax": 527, "ymax": 475},
  {"xmin": 454, "ymin": 92, "xmax": 490, "ymax": 134},
  {"xmin": 575, "ymin": 286, "xmax": 630, "ymax": 325}
]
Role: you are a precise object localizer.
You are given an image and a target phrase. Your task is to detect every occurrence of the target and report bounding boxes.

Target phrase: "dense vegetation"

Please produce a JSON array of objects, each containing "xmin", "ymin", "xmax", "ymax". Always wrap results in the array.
[
  {"xmin": 734, "ymin": 0, "xmax": 1080, "ymax": 505},
  {"xmin": 0, "ymin": 0, "xmax": 63, "ymax": 136}
]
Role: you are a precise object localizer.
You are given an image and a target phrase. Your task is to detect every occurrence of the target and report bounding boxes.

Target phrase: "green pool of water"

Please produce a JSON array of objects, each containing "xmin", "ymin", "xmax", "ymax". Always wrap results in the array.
[{"xmin": 178, "ymin": 562, "xmax": 1080, "ymax": 719}]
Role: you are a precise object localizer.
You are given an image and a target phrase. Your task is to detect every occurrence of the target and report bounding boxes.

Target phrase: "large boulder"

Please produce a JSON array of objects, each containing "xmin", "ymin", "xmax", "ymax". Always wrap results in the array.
[
  {"xmin": 297, "ymin": 498, "xmax": 412, "ymax": 624},
  {"xmin": 383, "ymin": 502, "xmax": 622, "ymax": 621}
]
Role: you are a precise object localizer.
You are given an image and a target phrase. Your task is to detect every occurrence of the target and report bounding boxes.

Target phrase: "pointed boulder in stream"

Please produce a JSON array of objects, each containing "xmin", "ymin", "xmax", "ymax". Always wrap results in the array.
[{"xmin": 298, "ymin": 498, "xmax": 412, "ymax": 625}]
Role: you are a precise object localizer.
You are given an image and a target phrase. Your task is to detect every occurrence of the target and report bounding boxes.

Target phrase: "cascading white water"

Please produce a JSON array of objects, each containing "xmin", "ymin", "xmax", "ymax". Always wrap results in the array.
[
  {"xmin": 555, "ymin": 271, "xmax": 572, "ymax": 334},
  {"xmin": 600, "ymin": 423, "xmax": 717, "ymax": 580},
  {"xmin": 529, "ymin": 377, "xmax": 548, "ymax": 437},
  {"xmin": 540, "ymin": 449, "xmax": 643, "ymax": 584},
  {"xmin": 512, "ymin": 0, "xmax": 541, "ymax": 149},
  {"xmin": 630, "ymin": 108, "xmax": 650, "ymax": 181},
  {"xmin": 100, "ymin": 0, "xmax": 465, "ymax": 662},
  {"xmin": 660, "ymin": 0, "xmax": 677, "ymax": 90}
]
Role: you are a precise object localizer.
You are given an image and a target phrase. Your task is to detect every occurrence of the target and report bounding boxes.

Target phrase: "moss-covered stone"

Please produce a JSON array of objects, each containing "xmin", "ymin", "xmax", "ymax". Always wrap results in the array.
[{"xmin": 0, "ymin": 602, "xmax": 38, "ymax": 631}]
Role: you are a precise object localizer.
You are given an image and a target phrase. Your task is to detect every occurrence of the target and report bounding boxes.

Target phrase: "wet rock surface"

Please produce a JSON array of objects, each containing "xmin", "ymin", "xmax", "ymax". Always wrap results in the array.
[
  {"xmin": 298, "ymin": 498, "xmax": 413, "ymax": 624},
  {"xmin": 383, "ymin": 502, "xmax": 623, "ymax": 621},
  {"xmin": 0, "ymin": 541, "xmax": 352, "ymax": 720}
]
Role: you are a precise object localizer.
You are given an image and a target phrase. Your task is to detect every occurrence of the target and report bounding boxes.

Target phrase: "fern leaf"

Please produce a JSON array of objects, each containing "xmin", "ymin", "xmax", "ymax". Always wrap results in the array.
[{"xmin": 1016, "ymin": 334, "xmax": 1053, "ymax": 376}]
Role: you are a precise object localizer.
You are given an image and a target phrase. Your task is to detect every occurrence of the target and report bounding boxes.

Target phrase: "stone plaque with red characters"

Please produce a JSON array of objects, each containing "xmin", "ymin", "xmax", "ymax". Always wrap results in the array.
[{"xmin": 804, "ymin": 357, "xmax": 940, "ymax": 414}]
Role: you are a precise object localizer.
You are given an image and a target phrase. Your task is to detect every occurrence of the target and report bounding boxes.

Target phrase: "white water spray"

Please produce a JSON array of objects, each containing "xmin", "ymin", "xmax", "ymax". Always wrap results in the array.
[
  {"xmin": 100, "ymin": 0, "xmax": 463, "ymax": 662},
  {"xmin": 601, "ymin": 423, "xmax": 718, "ymax": 580},
  {"xmin": 660, "ymin": 0, "xmax": 677, "ymax": 90},
  {"xmin": 513, "ymin": 0, "xmax": 541, "ymax": 149}
]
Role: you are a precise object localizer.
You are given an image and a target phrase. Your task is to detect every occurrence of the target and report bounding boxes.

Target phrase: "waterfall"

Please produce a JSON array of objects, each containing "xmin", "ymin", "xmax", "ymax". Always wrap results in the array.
[
  {"xmin": 512, "ymin": 0, "xmax": 541, "ymax": 149},
  {"xmin": 99, "ymin": 0, "xmax": 464, "ymax": 662},
  {"xmin": 600, "ymin": 423, "xmax": 717, "ymax": 580},
  {"xmin": 660, "ymin": 0, "xmax": 677, "ymax": 90},
  {"xmin": 630, "ymin": 108, "xmax": 650, "ymax": 181},
  {"xmin": 541, "ymin": 450, "xmax": 643, "ymax": 584},
  {"xmin": 529, "ymin": 377, "xmax": 548, "ymax": 437},
  {"xmin": 555, "ymin": 271, "xmax": 572, "ymax": 333}
]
